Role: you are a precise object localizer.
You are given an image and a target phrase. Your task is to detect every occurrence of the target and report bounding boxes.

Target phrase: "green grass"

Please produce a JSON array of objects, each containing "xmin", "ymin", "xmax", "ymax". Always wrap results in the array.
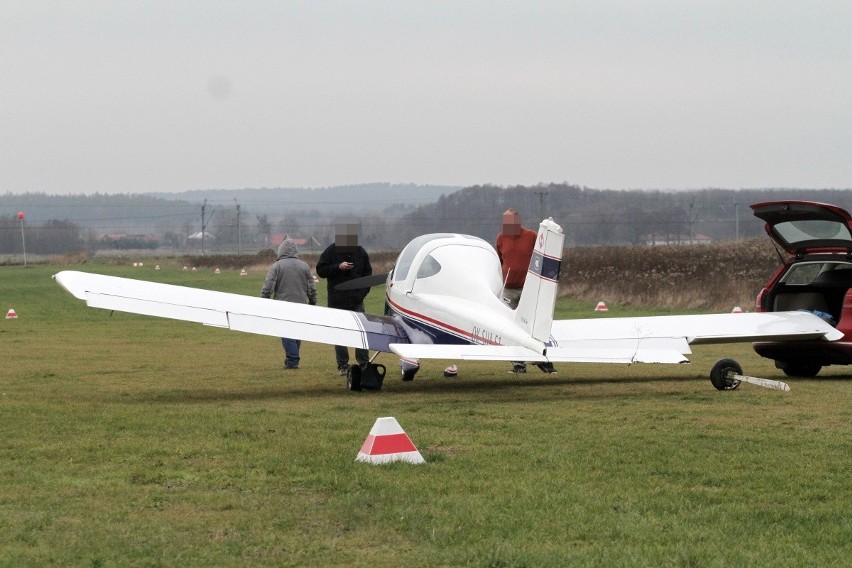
[{"xmin": 1, "ymin": 264, "xmax": 850, "ymax": 566}]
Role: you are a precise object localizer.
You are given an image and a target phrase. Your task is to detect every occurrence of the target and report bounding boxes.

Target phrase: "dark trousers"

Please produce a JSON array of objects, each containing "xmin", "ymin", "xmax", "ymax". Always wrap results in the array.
[
  {"xmin": 333, "ymin": 301, "xmax": 369, "ymax": 369},
  {"xmin": 335, "ymin": 345, "xmax": 369, "ymax": 369}
]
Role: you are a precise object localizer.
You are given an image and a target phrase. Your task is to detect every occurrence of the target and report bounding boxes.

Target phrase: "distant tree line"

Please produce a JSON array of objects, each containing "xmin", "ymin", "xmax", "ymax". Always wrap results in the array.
[
  {"xmin": 390, "ymin": 185, "xmax": 852, "ymax": 247},
  {"xmin": 0, "ymin": 216, "xmax": 83, "ymax": 255},
  {"xmin": 3, "ymin": 185, "xmax": 852, "ymax": 255}
]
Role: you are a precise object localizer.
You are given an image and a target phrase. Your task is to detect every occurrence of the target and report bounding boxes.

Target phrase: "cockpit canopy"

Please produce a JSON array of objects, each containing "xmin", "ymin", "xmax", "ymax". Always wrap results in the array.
[{"xmin": 392, "ymin": 233, "xmax": 505, "ymax": 300}]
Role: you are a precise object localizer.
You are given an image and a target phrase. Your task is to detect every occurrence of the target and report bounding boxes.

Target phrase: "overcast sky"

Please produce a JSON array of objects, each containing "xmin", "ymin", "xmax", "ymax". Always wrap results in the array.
[{"xmin": 2, "ymin": 1, "xmax": 851, "ymax": 195}]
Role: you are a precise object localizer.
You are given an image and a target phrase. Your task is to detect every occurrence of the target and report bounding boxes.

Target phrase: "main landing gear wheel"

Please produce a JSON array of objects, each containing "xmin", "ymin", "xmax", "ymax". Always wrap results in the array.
[
  {"xmin": 401, "ymin": 368, "xmax": 417, "ymax": 381},
  {"xmin": 347, "ymin": 367, "xmax": 362, "ymax": 391},
  {"xmin": 710, "ymin": 358, "xmax": 742, "ymax": 391},
  {"xmin": 399, "ymin": 357, "xmax": 420, "ymax": 382},
  {"xmin": 347, "ymin": 363, "xmax": 386, "ymax": 391}
]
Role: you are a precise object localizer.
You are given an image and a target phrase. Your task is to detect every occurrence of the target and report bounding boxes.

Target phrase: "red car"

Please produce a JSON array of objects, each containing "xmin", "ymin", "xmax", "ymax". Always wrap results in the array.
[{"xmin": 752, "ymin": 200, "xmax": 852, "ymax": 377}]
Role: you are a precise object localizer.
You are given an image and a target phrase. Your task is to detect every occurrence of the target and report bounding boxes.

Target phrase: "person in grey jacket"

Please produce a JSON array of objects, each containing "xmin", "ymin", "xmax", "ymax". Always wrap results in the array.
[{"xmin": 261, "ymin": 238, "xmax": 318, "ymax": 369}]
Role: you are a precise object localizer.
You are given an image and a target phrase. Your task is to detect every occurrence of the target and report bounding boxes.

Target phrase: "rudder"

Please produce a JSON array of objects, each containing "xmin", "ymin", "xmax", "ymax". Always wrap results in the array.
[{"xmin": 514, "ymin": 219, "xmax": 564, "ymax": 342}]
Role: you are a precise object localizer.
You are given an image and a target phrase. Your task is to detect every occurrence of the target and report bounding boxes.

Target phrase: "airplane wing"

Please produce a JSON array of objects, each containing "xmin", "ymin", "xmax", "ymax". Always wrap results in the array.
[
  {"xmin": 56, "ymin": 271, "xmax": 841, "ymax": 367},
  {"xmin": 550, "ymin": 311, "xmax": 843, "ymax": 351},
  {"xmin": 53, "ymin": 271, "xmax": 409, "ymax": 352}
]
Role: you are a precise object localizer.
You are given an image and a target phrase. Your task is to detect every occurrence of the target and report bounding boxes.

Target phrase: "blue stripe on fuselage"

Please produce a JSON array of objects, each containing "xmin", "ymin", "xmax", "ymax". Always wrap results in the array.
[{"xmin": 384, "ymin": 302, "xmax": 472, "ymax": 346}]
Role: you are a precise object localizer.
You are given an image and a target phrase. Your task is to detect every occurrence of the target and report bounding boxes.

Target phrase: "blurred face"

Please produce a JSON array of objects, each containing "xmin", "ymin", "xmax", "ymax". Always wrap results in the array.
[
  {"xmin": 335, "ymin": 223, "xmax": 359, "ymax": 251},
  {"xmin": 502, "ymin": 211, "xmax": 521, "ymax": 236}
]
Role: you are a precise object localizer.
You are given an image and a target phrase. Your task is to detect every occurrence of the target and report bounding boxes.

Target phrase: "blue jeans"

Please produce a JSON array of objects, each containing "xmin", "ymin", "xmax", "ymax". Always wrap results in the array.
[{"xmin": 281, "ymin": 337, "xmax": 301, "ymax": 368}]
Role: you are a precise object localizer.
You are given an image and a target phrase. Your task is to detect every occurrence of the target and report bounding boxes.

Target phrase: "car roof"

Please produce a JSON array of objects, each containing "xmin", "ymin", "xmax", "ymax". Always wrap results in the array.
[{"xmin": 750, "ymin": 200, "xmax": 852, "ymax": 255}]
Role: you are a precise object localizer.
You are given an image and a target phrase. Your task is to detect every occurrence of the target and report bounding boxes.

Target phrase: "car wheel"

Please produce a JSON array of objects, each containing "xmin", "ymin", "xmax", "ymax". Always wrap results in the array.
[
  {"xmin": 781, "ymin": 362, "xmax": 822, "ymax": 378},
  {"xmin": 710, "ymin": 358, "xmax": 742, "ymax": 391}
]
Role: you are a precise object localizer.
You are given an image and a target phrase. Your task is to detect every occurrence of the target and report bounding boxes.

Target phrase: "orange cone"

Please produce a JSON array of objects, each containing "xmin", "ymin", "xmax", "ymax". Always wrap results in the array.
[
  {"xmin": 594, "ymin": 301, "xmax": 608, "ymax": 312},
  {"xmin": 356, "ymin": 417, "xmax": 425, "ymax": 465}
]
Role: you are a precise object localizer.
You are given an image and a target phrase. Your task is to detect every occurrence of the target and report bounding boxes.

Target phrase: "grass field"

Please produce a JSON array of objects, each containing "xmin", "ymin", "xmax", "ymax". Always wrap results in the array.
[{"xmin": 1, "ymin": 263, "xmax": 850, "ymax": 567}]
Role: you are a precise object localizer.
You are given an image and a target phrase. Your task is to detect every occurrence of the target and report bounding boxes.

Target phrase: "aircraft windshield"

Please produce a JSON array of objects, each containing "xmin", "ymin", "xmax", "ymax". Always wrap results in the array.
[{"xmin": 394, "ymin": 234, "xmax": 455, "ymax": 281}]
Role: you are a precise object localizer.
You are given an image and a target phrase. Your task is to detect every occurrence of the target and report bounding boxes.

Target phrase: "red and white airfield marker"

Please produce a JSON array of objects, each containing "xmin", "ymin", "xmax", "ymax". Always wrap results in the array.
[
  {"xmin": 6, "ymin": 308, "xmax": 17, "ymax": 319},
  {"xmin": 594, "ymin": 301, "xmax": 608, "ymax": 312},
  {"xmin": 356, "ymin": 417, "xmax": 425, "ymax": 465}
]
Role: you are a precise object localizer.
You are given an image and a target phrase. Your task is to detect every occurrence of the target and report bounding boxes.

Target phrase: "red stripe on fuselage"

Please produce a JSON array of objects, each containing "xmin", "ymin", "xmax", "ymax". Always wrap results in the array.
[{"xmin": 386, "ymin": 296, "xmax": 501, "ymax": 345}]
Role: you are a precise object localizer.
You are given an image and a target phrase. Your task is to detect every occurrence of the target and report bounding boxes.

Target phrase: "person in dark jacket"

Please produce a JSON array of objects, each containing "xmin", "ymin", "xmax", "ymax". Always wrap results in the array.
[
  {"xmin": 315, "ymin": 223, "xmax": 373, "ymax": 375},
  {"xmin": 261, "ymin": 238, "xmax": 317, "ymax": 369}
]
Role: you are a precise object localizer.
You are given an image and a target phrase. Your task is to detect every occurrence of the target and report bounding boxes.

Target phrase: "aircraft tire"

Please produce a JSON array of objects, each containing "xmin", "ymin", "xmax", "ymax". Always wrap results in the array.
[
  {"xmin": 710, "ymin": 358, "xmax": 742, "ymax": 391},
  {"xmin": 401, "ymin": 369, "xmax": 417, "ymax": 381},
  {"xmin": 347, "ymin": 367, "xmax": 363, "ymax": 391}
]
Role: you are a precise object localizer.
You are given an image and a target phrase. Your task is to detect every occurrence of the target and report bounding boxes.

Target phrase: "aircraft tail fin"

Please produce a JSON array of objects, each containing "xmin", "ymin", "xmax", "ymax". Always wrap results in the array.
[{"xmin": 514, "ymin": 219, "xmax": 564, "ymax": 342}]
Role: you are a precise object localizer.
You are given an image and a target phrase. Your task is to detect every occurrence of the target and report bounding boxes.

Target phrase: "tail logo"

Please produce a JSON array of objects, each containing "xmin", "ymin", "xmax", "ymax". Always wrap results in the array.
[{"xmin": 529, "ymin": 251, "xmax": 561, "ymax": 282}]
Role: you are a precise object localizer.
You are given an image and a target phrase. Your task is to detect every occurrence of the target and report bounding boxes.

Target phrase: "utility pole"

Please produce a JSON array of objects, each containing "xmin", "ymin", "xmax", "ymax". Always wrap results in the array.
[
  {"xmin": 733, "ymin": 201, "xmax": 740, "ymax": 241},
  {"xmin": 687, "ymin": 200, "xmax": 701, "ymax": 244},
  {"xmin": 201, "ymin": 199, "xmax": 207, "ymax": 256},
  {"xmin": 689, "ymin": 201, "xmax": 695, "ymax": 245},
  {"xmin": 534, "ymin": 191, "xmax": 549, "ymax": 220},
  {"xmin": 235, "ymin": 199, "xmax": 241, "ymax": 254}
]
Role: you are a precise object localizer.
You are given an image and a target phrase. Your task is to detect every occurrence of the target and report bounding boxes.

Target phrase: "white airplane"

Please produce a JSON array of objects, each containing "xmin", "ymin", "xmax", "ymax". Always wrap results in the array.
[{"xmin": 54, "ymin": 219, "xmax": 842, "ymax": 392}]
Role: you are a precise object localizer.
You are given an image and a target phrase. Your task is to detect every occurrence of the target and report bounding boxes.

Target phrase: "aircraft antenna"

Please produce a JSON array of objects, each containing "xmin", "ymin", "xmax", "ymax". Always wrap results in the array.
[{"xmin": 500, "ymin": 268, "xmax": 510, "ymax": 304}]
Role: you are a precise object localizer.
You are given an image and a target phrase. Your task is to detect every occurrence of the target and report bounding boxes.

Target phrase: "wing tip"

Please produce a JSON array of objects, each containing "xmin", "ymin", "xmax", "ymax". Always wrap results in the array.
[{"xmin": 54, "ymin": 270, "xmax": 88, "ymax": 300}]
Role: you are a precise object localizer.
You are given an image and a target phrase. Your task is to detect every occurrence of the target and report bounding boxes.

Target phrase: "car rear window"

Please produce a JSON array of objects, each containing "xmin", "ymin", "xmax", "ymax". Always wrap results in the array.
[
  {"xmin": 782, "ymin": 262, "xmax": 852, "ymax": 285},
  {"xmin": 773, "ymin": 219, "xmax": 852, "ymax": 246}
]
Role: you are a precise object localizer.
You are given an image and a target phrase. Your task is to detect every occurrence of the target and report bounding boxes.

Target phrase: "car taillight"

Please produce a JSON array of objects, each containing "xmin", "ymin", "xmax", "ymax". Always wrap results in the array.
[{"xmin": 755, "ymin": 287, "xmax": 768, "ymax": 312}]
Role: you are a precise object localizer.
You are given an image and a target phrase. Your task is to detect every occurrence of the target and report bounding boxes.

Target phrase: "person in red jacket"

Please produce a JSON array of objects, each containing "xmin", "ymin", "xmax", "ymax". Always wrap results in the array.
[
  {"xmin": 495, "ymin": 208, "xmax": 556, "ymax": 374},
  {"xmin": 496, "ymin": 208, "xmax": 537, "ymax": 310}
]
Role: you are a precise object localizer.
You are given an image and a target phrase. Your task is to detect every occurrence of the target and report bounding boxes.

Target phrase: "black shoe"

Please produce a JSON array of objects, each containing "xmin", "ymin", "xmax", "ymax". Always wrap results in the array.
[
  {"xmin": 509, "ymin": 363, "xmax": 527, "ymax": 374},
  {"xmin": 338, "ymin": 365, "xmax": 349, "ymax": 376},
  {"xmin": 536, "ymin": 363, "xmax": 557, "ymax": 374},
  {"xmin": 284, "ymin": 364, "xmax": 299, "ymax": 370}
]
